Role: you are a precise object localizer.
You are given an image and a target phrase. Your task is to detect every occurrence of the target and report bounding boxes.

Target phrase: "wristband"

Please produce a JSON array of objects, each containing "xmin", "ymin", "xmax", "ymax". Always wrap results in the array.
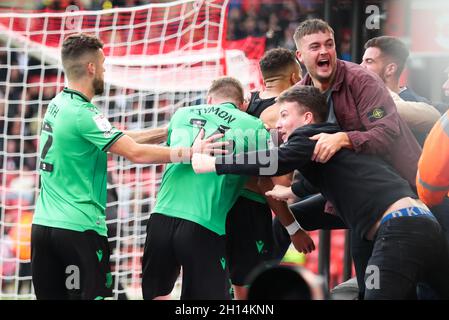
[{"xmin": 285, "ymin": 220, "xmax": 302, "ymax": 236}]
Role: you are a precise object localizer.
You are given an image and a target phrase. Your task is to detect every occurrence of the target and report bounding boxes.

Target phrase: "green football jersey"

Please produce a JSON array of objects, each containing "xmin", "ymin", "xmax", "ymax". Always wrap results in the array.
[
  {"xmin": 33, "ymin": 88, "xmax": 123, "ymax": 236},
  {"xmin": 153, "ymin": 102, "xmax": 270, "ymax": 235}
]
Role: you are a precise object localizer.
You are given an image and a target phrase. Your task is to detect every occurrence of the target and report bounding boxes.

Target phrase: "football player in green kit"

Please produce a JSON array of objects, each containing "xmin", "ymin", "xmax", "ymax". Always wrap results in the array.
[
  {"xmin": 141, "ymin": 76, "xmax": 314, "ymax": 300},
  {"xmin": 32, "ymin": 33, "xmax": 225, "ymax": 300}
]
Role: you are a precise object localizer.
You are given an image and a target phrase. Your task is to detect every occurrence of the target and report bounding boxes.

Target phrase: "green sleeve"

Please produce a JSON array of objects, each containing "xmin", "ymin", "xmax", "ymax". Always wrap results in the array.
[{"xmin": 166, "ymin": 109, "xmax": 182, "ymax": 147}]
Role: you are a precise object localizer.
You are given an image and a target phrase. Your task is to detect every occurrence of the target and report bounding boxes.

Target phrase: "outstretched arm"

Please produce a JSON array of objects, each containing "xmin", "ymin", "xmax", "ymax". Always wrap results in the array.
[
  {"xmin": 258, "ymin": 178, "xmax": 315, "ymax": 254},
  {"xmin": 109, "ymin": 129, "xmax": 228, "ymax": 164}
]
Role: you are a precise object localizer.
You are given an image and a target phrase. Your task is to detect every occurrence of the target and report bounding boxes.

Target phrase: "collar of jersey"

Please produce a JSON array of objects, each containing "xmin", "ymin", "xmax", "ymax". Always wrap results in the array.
[
  {"xmin": 220, "ymin": 102, "xmax": 238, "ymax": 109},
  {"xmin": 63, "ymin": 88, "xmax": 90, "ymax": 103}
]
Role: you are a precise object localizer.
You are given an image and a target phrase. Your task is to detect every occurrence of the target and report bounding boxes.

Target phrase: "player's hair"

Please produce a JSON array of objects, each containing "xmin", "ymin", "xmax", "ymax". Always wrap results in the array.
[
  {"xmin": 207, "ymin": 76, "xmax": 244, "ymax": 104},
  {"xmin": 364, "ymin": 36, "xmax": 410, "ymax": 77},
  {"xmin": 294, "ymin": 19, "xmax": 334, "ymax": 48},
  {"xmin": 61, "ymin": 33, "xmax": 104, "ymax": 80},
  {"xmin": 277, "ymin": 85, "xmax": 328, "ymax": 123},
  {"xmin": 259, "ymin": 48, "xmax": 299, "ymax": 80}
]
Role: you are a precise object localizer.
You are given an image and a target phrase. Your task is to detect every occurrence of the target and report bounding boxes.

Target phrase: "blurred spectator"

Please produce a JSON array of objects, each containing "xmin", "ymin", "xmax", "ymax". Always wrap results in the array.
[
  {"xmin": 106, "ymin": 171, "xmax": 128, "ymax": 300},
  {"xmin": 8, "ymin": 68, "xmax": 23, "ymax": 102},
  {"xmin": 7, "ymin": 167, "xmax": 35, "ymax": 204},
  {"xmin": 9, "ymin": 211, "xmax": 33, "ymax": 294},
  {"xmin": 37, "ymin": 0, "xmax": 144, "ymax": 11},
  {"xmin": 361, "ymin": 36, "xmax": 442, "ymax": 145}
]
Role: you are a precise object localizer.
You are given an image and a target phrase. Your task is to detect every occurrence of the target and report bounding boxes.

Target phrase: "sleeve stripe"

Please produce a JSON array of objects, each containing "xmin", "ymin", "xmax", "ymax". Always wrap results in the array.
[
  {"xmin": 418, "ymin": 176, "xmax": 449, "ymax": 192},
  {"xmin": 102, "ymin": 132, "xmax": 124, "ymax": 152}
]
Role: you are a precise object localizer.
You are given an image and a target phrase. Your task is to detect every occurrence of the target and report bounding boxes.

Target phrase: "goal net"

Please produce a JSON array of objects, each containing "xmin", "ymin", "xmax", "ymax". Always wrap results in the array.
[{"xmin": 0, "ymin": 0, "xmax": 260, "ymax": 299}]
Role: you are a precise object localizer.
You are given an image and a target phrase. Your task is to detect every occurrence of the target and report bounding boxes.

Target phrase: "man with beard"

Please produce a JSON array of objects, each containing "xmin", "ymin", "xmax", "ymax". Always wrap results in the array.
[
  {"xmin": 31, "ymin": 33, "xmax": 227, "ymax": 300},
  {"xmin": 418, "ymin": 68, "xmax": 449, "ymax": 205},
  {"xmin": 361, "ymin": 36, "xmax": 441, "ymax": 146},
  {"xmin": 225, "ymin": 48, "xmax": 305, "ymax": 300}
]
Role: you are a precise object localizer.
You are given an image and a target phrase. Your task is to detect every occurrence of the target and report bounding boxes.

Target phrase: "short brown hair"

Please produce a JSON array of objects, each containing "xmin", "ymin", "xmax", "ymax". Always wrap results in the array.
[
  {"xmin": 61, "ymin": 33, "xmax": 103, "ymax": 80},
  {"xmin": 259, "ymin": 48, "xmax": 299, "ymax": 80},
  {"xmin": 364, "ymin": 36, "xmax": 409, "ymax": 77},
  {"xmin": 294, "ymin": 19, "xmax": 334, "ymax": 48},
  {"xmin": 277, "ymin": 86, "xmax": 328, "ymax": 123},
  {"xmin": 207, "ymin": 76, "xmax": 244, "ymax": 105}
]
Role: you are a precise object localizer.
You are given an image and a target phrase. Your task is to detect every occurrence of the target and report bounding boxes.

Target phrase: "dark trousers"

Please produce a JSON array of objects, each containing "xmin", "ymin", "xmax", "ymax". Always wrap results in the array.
[
  {"xmin": 272, "ymin": 193, "xmax": 372, "ymax": 297},
  {"xmin": 365, "ymin": 216, "xmax": 449, "ymax": 299}
]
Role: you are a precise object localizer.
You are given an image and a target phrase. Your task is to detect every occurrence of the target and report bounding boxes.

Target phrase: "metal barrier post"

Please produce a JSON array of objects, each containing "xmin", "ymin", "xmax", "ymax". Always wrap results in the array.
[{"xmin": 318, "ymin": 229, "xmax": 331, "ymax": 292}]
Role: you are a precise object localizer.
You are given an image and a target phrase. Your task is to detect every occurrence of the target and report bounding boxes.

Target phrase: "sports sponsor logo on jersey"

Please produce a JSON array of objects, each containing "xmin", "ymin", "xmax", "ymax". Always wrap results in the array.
[
  {"xmin": 93, "ymin": 114, "xmax": 113, "ymax": 132},
  {"xmin": 92, "ymin": 114, "xmax": 118, "ymax": 138}
]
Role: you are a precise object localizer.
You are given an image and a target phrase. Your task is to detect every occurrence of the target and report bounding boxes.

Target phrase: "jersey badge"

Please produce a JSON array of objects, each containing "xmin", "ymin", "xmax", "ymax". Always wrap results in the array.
[{"xmin": 93, "ymin": 114, "xmax": 113, "ymax": 132}]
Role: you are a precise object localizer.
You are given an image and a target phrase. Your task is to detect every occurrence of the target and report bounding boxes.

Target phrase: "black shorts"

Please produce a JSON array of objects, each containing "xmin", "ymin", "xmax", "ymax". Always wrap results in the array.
[
  {"xmin": 31, "ymin": 224, "xmax": 112, "ymax": 300},
  {"xmin": 226, "ymin": 196, "xmax": 274, "ymax": 286},
  {"xmin": 142, "ymin": 213, "xmax": 231, "ymax": 300}
]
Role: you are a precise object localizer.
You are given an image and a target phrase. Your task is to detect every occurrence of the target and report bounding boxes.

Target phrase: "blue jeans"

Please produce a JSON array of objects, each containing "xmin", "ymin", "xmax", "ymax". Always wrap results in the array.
[{"xmin": 365, "ymin": 215, "xmax": 449, "ymax": 299}]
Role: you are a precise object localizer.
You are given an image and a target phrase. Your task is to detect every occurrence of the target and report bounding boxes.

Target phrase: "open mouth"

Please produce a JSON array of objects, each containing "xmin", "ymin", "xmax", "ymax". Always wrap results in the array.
[{"xmin": 317, "ymin": 59, "xmax": 330, "ymax": 68}]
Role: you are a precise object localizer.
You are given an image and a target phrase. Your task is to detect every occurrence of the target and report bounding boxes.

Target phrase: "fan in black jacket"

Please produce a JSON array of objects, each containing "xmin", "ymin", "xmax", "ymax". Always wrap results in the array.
[{"xmin": 192, "ymin": 86, "xmax": 449, "ymax": 299}]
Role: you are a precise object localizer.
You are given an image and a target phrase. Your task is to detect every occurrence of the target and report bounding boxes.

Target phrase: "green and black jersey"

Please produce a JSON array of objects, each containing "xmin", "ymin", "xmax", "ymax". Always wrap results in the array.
[
  {"xmin": 153, "ymin": 102, "xmax": 270, "ymax": 235},
  {"xmin": 33, "ymin": 88, "xmax": 123, "ymax": 236}
]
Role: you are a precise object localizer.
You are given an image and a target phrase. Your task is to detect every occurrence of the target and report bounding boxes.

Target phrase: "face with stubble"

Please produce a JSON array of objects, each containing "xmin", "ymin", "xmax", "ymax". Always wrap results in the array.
[{"xmin": 295, "ymin": 30, "xmax": 337, "ymax": 87}]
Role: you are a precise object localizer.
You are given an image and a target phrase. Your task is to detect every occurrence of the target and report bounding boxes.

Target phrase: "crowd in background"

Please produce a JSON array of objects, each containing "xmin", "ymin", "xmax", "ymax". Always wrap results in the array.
[{"xmin": 0, "ymin": 0, "xmax": 329, "ymax": 178}]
